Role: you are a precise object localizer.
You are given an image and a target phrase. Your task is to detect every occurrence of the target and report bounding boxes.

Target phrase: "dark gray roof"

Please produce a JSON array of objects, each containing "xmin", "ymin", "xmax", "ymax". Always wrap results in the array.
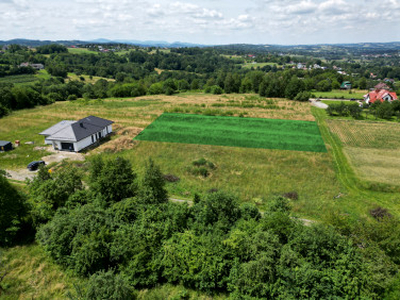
[
  {"xmin": 43, "ymin": 116, "xmax": 114, "ymax": 142},
  {"xmin": 0, "ymin": 141, "xmax": 11, "ymax": 147}
]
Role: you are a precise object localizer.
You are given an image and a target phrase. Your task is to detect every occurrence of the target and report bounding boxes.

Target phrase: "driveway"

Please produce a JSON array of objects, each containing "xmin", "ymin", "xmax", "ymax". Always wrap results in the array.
[{"xmin": 6, "ymin": 148, "xmax": 85, "ymax": 182}]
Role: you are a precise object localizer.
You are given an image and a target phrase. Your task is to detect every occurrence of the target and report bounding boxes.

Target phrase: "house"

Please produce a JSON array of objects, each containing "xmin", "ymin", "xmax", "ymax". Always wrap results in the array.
[
  {"xmin": 39, "ymin": 116, "xmax": 114, "ymax": 152},
  {"xmin": 0, "ymin": 141, "xmax": 12, "ymax": 152},
  {"xmin": 340, "ymin": 81, "xmax": 352, "ymax": 90},
  {"xmin": 374, "ymin": 83, "xmax": 390, "ymax": 90},
  {"xmin": 364, "ymin": 89, "xmax": 398, "ymax": 105},
  {"xmin": 19, "ymin": 63, "xmax": 44, "ymax": 70}
]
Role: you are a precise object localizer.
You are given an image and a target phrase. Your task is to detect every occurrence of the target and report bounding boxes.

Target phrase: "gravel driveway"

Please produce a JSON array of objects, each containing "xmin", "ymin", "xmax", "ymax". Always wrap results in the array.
[{"xmin": 5, "ymin": 148, "xmax": 85, "ymax": 182}]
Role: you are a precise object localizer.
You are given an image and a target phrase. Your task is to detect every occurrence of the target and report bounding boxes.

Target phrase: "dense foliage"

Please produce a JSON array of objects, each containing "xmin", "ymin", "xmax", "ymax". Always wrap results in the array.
[
  {"xmin": 1, "ymin": 43, "xmax": 399, "ymax": 118},
  {"xmin": 0, "ymin": 170, "xmax": 28, "ymax": 246},
  {"xmin": 16, "ymin": 157, "xmax": 395, "ymax": 298}
]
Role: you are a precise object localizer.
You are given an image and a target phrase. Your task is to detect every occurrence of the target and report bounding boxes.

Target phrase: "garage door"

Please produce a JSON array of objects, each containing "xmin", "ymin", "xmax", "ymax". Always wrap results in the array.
[{"xmin": 61, "ymin": 143, "xmax": 74, "ymax": 151}]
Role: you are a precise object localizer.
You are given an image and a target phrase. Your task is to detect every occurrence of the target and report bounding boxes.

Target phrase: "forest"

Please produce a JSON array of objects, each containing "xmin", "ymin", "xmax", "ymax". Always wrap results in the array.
[
  {"xmin": 1, "ymin": 43, "xmax": 400, "ymax": 118},
  {"xmin": 1, "ymin": 157, "xmax": 400, "ymax": 299}
]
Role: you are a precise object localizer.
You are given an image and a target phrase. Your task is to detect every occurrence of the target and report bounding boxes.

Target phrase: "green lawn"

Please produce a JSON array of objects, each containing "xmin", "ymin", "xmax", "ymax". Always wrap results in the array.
[{"xmin": 134, "ymin": 113, "xmax": 327, "ymax": 152}]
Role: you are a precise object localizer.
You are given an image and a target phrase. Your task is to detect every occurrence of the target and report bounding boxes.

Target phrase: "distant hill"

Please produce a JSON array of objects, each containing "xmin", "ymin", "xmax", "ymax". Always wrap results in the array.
[
  {"xmin": 0, "ymin": 38, "xmax": 205, "ymax": 48},
  {"xmin": 1, "ymin": 39, "xmax": 400, "ymax": 52}
]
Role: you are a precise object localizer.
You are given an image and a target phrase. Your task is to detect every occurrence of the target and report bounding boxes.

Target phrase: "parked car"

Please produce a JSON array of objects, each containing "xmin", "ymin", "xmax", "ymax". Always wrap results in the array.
[{"xmin": 27, "ymin": 160, "xmax": 45, "ymax": 171}]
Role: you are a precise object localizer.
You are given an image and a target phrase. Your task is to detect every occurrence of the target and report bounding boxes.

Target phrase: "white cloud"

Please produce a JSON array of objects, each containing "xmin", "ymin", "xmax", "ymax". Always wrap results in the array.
[{"xmin": 0, "ymin": 0, "xmax": 399, "ymax": 44}]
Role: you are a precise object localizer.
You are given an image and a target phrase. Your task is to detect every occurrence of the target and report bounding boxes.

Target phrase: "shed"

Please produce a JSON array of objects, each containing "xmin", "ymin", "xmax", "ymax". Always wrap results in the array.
[{"xmin": 0, "ymin": 140, "xmax": 12, "ymax": 152}]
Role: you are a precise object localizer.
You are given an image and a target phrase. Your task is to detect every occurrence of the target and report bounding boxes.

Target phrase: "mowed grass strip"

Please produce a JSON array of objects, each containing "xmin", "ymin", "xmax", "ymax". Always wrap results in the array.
[{"xmin": 135, "ymin": 113, "xmax": 327, "ymax": 152}]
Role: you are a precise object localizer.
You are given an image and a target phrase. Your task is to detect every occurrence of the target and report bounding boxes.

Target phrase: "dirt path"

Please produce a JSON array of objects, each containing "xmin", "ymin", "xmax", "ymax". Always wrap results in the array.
[{"xmin": 310, "ymin": 99, "xmax": 328, "ymax": 109}]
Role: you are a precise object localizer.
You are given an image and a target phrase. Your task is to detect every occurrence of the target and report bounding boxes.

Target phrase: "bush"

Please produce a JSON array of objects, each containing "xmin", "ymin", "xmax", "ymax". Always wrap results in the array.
[
  {"xmin": 282, "ymin": 191, "xmax": 298, "ymax": 200},
  {"xmin": 192, "ymin": 158, "xmax": 207, "ymax": 166},
  {"xmin": 370, "ymin": 207, "xmax": 392, "ymax": 220},
  {"xmin": 86, "ymin": 270, "xmax": 135, "ymax": 300},
  {"xmin": 163, "ymin": 174, "xmax": 180, "ymax": 183}
]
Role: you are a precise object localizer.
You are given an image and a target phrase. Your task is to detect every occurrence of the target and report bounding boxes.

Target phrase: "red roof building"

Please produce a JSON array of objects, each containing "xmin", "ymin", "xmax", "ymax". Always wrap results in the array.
[{"xmin": 364, "ymin": 89, "xmax": 398, "ymax": 104}]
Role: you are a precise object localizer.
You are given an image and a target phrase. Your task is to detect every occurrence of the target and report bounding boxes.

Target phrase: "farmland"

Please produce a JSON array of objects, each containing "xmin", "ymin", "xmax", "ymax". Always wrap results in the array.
[
  {"xmin": 0, "ymin": 94, "xmax": 341, "ymax": 219},
  {"xmin": 135, "ymin": 113, "xmax": 327, "ymax": 152},
  {"xmin": 314, "ymin": 89, "xmax": 367, "ymax": 100},
  {"xmin": 327, "ymin": 119, "xmax": 400, "ymax": 186}
]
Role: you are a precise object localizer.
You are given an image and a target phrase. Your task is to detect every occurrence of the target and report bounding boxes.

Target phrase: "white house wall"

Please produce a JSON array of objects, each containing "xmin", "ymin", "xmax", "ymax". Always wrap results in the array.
[{"xmin": 75, "ymin": 136, "xmax": 93, "ymax": 152}]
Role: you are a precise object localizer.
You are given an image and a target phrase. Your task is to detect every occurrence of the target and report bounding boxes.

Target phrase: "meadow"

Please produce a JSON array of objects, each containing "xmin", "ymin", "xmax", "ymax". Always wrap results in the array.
[
  {"xmin": 241, "ymin": 62, "xmax": 279, "ymax": 69},
  {"xmin": 327, "ymin": 119, "xmax": 400, "ymax": 186},
  {"xmin": 0, "ymin": 94, "xmax": 340, "ymax": 219},
  {"xmin": 314, "ymin": 89, "xmax": 367, "ymax": 100},
  {"xmin": 135, "ymin": 113, "xmax": 327, "ymax": 152},
  {"xmin": 0, "ymin": 74, "xmax": 39, "ymax": 86}
]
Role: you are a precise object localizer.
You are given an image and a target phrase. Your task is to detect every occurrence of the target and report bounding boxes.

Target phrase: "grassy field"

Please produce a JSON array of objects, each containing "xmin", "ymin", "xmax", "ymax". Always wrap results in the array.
[
  {"xmin": 0, "ymin": 244, "xmax": 84, "ymax": 299},
  {"xmin": 0, "ymin": 74, "xmax": 39, "ymax": 86},
  {"xmin": 315, "ymin": 89, "xmax": 367, "ymax": 100},
  {"xmin": 66, "ymin": 72, "xmax": 115, "ymax": 84},
  {"xmin": 241, "ymin": 62, "xmax": 279, "ymax": 69},
  {"xmin": 327, "ymin": 119, "xmax": 400, "ymax": 186},
  {"xmin": 313, "ymin": 107, "xmax": 400, "ymax": 218},
  {"xmin": 135, "ymin": 113, "xmax": 327, "ymax": 152},
  {"xmin": 0, "ymin": 244, "xmax": 218, "ymax": 299},
  {"xmin": 68, "ymin": 47, "xmax": 99, "ymax": 55},
  {"xmin": 0, "ymin": 94, "xmax": 341, "ymax": 219}
]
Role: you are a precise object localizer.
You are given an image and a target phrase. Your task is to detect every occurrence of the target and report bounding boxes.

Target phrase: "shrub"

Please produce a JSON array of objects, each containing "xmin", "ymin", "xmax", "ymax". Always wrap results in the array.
[
  {"xmin": 282, "ymin": 191, "xmax": 299, "ymax": 200},
  {"xmin": 370, "ymin": 207, "xmax": 392, "ymax": 220},
  {"xmin": 192, "ymin": 158, "xmax": 207, "ymax": 166},
  {"xmin": 163, "ymin": 174, "xmax": 180, "ymax": 183},
  {"xmin": 85, "ymin": 270, "xmax": 135, "ymax": 300}
]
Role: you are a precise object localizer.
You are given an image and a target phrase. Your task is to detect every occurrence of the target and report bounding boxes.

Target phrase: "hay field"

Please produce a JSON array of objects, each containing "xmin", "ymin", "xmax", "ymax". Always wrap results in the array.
[
  {"xmin": 0, "ymin": 94, "xmax": 339, "ymax": 218},
  {"xmin": 327, "ymin": 119, "xmax": 400, "ymax": 186}
]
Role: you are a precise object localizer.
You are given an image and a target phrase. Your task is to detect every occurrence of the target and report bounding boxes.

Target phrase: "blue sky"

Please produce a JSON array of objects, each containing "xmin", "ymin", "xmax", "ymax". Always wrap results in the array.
[{"xmin": 1, "ymin": 0, "xmax": 399, "ymax": 45}]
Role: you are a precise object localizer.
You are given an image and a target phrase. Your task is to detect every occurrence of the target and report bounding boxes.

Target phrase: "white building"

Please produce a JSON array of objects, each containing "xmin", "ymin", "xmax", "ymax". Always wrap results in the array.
[{"xmin": 39, "ymin": 116, "xmax": 113, "ymax": 152}]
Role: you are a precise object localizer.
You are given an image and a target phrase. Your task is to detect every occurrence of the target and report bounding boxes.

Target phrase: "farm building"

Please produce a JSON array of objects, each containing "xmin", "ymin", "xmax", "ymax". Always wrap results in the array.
[
  {"xmin": 39, "ymin": 116, "xmax": 113, "ymax": 152},
  {"xmin": 364, "ymin": 89, "xmax": 398, "ymax": 104},
  {"xmin": 340, "ymin": 81, "xmax": 352, "ymax": 90},
  {"xmin": 0, "ymin": 141, "xmax": 12, "ymax": 152}
]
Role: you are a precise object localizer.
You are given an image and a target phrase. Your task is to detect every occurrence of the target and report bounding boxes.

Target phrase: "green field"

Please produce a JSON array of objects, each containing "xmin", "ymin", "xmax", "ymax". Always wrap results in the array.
[
  {"xmin": 241, "ymin": 62, "xmax": 279, "ymax": 69},
  {"xmin": 135, "ymin": 113, "xmax": 327, "ymax": 152},
  {"xmin": 314, "ymin": 89, "xmax": 367, "ymax": 100},
  {"xmin": 68, "ymin": 47, "xmax": 99, "ymax": 55},
  {"xmin": 0, "ymin": 74, "xmax": 39, "ymax": 86}
]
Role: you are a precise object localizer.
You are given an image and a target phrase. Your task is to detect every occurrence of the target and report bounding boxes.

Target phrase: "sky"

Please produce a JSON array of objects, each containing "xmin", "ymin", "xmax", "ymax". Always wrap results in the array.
[{"xmin": 0, "ymin": 0, "xmax": 400, "ymax": 45}]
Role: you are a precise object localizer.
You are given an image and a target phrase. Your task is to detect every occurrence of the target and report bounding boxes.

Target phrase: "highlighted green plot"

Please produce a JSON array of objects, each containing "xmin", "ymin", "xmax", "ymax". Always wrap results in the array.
[{"xmin": 135, "ymin": 113, "xmax": 327, "ymax": 152}]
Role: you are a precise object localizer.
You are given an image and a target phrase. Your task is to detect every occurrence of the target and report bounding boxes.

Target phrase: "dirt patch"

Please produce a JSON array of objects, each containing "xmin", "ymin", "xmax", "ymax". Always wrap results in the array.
[
  {"xmin": 99, "ymin": 136, "xmax": 138, "ymax": 153},
  {"xmin": 42, "ymin": 151, "xmax": 85, "ymax": 165},
  {"xmin": 6, "ymin": 169, "xmax": 36, "ymax": 181}
]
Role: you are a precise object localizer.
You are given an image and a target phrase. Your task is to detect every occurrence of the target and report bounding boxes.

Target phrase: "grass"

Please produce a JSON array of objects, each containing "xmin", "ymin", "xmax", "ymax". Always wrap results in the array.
[
  {"xmin": 68, "ymin": 47, "xmax": 99, "ymax": 55},
  {"xmin": 241, "ymin": 62, "xmax": 279, "ymax": 69},
  {"xmin": 314, "ymin": 89, "xmax": 367, "ymax": 100},
  {"xmin": 0, "ymin": 74, "xmax": 39, "ymax": 86},
  {"xmin": 66, "ymin": 73, "xmax": 115, "ymax": 84},
  {"xmin": 0, "ymin": 244, "xmax": 222, "ymax": 299},
  {"xmin": 0, "ymin": 244, "xmax": 85, "ymax": 299},
  {"xmin": 0, "ymin": 94, "xmax": 341, "ymax": 219},
  {"xmin": 327, "ymin": 119, "xmax": 400, "ymax": 186},
  {"xmin": 313, "ymin": 107, "xmax": 400, "ymax": 218},
  {"xmin": 135, "ymin": 113, "xmax": 327, "ymax": 153}
]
